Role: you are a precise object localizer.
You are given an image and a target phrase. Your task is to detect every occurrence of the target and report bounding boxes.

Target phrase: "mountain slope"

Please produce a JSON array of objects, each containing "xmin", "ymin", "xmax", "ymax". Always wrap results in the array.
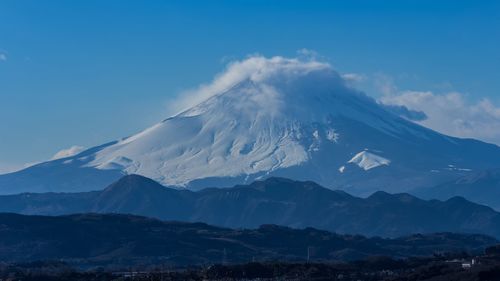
[
  {"xmin": 417, "ymin": 169, "xmax": 500, "ymax": 210},
  {"xmin": 3, "ymin": 175, "xmax": 500, "ymax": 238},
  {"xmin": 1, "ymin": 56, "xmax": 500, "ymax": 202},
  {"xmin": 0, "ymin": 142, "xmax": 124, "ymax": 194},
  {"xmin": 0, "ymin": 213, "xmax": 496, "ymax": 266}
]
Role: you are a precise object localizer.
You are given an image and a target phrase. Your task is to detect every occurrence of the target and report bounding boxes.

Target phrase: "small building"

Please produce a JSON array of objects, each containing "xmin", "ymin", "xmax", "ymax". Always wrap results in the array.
[{"xmin": 461, "ymin": 262, "xmax": 471, "ymax": 269}]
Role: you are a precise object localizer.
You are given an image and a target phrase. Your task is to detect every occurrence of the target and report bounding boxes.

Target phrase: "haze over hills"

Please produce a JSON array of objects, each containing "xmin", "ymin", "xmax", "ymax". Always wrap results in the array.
[
  {"xmin": 2, "ymin": 175, "xmax": 500, "ymax": 239},
  {"xmin": 1, "ymin": 56, "xmax": 499, "ymax": 207},
  {"xmin": 416, "ymin": 169, "xmax": 500, "ymax": 209}
]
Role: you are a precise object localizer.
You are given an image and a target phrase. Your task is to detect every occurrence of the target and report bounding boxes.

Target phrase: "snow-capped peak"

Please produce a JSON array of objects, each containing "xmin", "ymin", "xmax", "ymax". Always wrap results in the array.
[
  {"xmin": 84, "ymin": 56, "xmax": 410, "ymax": 187},
  {"xmin": 4, "ymin": 55, "xmax": 500, "ymax": 197}
]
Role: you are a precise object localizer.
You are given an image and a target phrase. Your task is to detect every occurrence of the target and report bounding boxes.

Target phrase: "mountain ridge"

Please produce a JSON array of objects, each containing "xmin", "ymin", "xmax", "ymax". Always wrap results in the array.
[
  {"xmin": 2, "ymin": 175, "xmax": 500, "ymax": 238},
  {"xmin": 0, "ymin": 212, "xmax": 496, "ymax": 266}
]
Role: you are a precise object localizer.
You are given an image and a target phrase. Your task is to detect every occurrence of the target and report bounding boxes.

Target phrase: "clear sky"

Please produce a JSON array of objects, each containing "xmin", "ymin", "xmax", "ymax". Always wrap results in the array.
[{"xmin": 1, "ymin": 0, "xmax": 499, "ymax": 172}]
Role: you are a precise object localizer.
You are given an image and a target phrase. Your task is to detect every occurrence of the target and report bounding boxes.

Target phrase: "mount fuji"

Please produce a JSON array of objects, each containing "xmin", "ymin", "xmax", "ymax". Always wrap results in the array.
[{"xmin": 2, "ymin": 56, "xmax": 500, "ymax": 204}]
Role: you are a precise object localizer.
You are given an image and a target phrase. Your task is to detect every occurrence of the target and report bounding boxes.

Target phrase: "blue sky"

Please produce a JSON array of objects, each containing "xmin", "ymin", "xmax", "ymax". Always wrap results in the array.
[{"xmin": 1, "ymin": 0, "xmax": 499, "ymax": 172}]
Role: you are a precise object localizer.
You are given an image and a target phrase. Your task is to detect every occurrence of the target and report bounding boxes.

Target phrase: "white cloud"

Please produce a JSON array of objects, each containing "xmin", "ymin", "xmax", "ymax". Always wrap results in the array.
[
  {"xmin": 296, "ymin": 48, "xmax": 319, "ymax": 57},
  {"xmin": 373, "ymin": 73, "xmax": 398, "ymax": 96},
  {"xmin": 51, "ymin": 145, "xmax": 86, "ymax": 160},
  {"xmin": 380, "ymin": 103, "xmax": 428, "ymax": 121},
  {"xmin": 169, "ymin": 53, "xmax": 500, "ymax": 146},
  {"xmin": 364, "ymin": 72, "xmax": 500, "ymax": 145},
  {"xmin": 0, "ymin": 149, "xmax": 82, "ymax": 174},
  {"xmin": 381, "ymin": 91, "xmax": 500, "ymax": 145},
  {"xmin": 0, "ymin": 162, "xmax": 22, "ymax": 175},
  {"xmin": 0, "ymin": 53, "xmax": 6, "ymax": 61},
  {"xmin": 341, "ymin": 73, "xmax": 366, "ymax": 82},
  {"xmin": 169, "ymin": 54, "xmax": 332, "ymax": 115}
]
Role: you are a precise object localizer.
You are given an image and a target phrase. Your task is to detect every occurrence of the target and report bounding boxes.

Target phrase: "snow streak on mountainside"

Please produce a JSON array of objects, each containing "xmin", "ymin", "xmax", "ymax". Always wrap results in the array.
[
  {"xmin": 348, "ymin": 151, "xmax": 391, "ymax": 171},
  {"xmin": 1, "ymin": 55, "xmax": 500, "ymax": 202}
]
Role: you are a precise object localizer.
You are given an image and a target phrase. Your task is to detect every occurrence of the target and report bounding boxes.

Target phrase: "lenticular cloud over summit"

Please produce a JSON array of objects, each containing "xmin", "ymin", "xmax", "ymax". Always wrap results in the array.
[{"xmin": 171, "ymin": 55, "xmax": 338, "ymax": 115}]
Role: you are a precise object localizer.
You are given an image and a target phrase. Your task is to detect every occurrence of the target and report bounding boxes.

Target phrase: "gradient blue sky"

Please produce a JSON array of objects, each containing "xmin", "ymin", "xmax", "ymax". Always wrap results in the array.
[{"xmin": 1, "ymin": 0, "xmax": 499, "ymax": 171}]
